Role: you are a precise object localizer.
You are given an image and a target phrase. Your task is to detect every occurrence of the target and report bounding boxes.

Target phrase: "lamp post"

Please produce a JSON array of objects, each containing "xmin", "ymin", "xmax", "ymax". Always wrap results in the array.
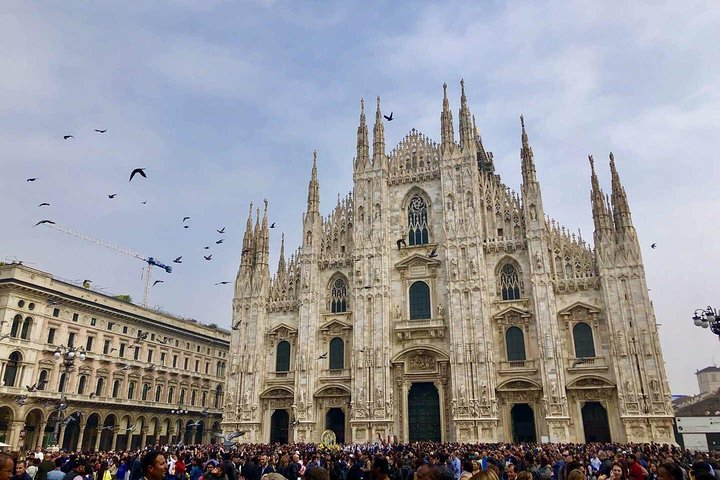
[
  {"xmin": 51, "ymin": 345, "xmax": 87, "ymax": 446},
  {"xmin": 692, "ymin": 306, "xmax": 720, "ymax": 338},
  {"xmin": 170, "ymin": 405, "xmax": 188, "ymax": 444}
]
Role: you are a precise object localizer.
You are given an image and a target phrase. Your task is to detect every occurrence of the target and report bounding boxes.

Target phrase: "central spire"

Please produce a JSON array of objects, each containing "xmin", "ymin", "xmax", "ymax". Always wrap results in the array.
[
  {"xmin": 355, "ymin": 98, "xmax": 369, "ymax": 171},
  {"xmin": 373, "ymin": 96, "xmax": 385, "ymax": 164},
  {"xmin": 306, "ymin": 150, "xmax": 320, "ymax": 215},
  {"xmin": 520, "ymin": 115, "xmax": 537, "ymax": 184}
]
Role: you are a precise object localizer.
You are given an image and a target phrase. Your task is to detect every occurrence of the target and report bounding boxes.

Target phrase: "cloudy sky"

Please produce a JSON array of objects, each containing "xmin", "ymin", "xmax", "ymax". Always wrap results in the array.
[{"xmin": 2, "ymin": 1, "xmax": 719, "ymax": 394}]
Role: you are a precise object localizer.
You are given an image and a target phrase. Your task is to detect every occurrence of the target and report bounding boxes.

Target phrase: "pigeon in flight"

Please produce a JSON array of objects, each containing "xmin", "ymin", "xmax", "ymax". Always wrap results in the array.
[
  {"xmin": 184, "ymin": 225, "xmax": 189, "ymax": 229},
  {"xmin": 217, "ymin": 227, "xmax": 225, "ymax": 234},
  {"xmin": 270, "ymin": 222, "xmax": 276, "ymax": 228},
  {"xmin": 108, "ymin": 194, "xmax": 117, "ymax": 199},
  {"xmin": 110, "ymin": 348, "xmax": 118, "ymax": 353},
  {"xmin": 94, "ymin": 129, "xmax": 108, "ymax": 133},
  {"xmin": 384, "ymin": 112, "xmax": 394, "ymax": 121},
  {"xmin": 63, "ymin": 135, "xmax": 74, "ymax": 140},
  {"xmin": 183, "ymin": 217, "xmax": 191, "ymax": 222},
  {"xmin": 204, "ymin": 255, "xmax": 213, "ymax": 261},
  {"xmin": 27, "ymin": 178, "xmax": 38, "ymax": 182},
  {"xmin": 429, "ymin": 247, "xmax": 438, "ymax": 258},
  {"xmin": 651, "ymin": 243, "xmax": 657, "ymax": 249},
  {"xmin": 34, "ymin": 220, "xmax": 55, "ymax": 227},
  {"xmin": 152, "ymin": 280, "xmax": 164, "ymax": 287},
  {"xmin": 120, "ymin": 365, "xmax": 131, "ymax": 371},
  {"xmin": 82, "ymin": 279, "xmax": 92, "ymax": 288},
  {"xmin": 129, "ymin": 168, "xmax": 146, "ymax": 182},
  {"xmin": 187, "ymin": 421, "xmax": 202, "ymax": 428},
  {"xmin": 318, "ymin": 352, "xmax": 328, "ymax": 360},
  {"xmin": 141, "ymin": 201, "xmax": 147, "ymax": 205},
  {"xmin": 38, "ymin": 202, "xmax": 50, "ymax": 207},
  {"xmin": 216, "ymin": 239, "xmax": 224, "ymax": 244},
  {"xmin": 173, "ymin": 256, "xmax": 182, "ymax": 264},
  {"xmin": 396, "ymin": 238, "xmax": 407, "ymax": 250},
  {"xmin": 201, "ymin": 406, "xmax": 209, "ymax": 416},
  {"xmin": 204, "ymin": 246, "xmax": 210, "ymax": 250},
  {"xmin": 37, "ymin": 378, "xmax": 48, "ymax": 389},
  {"xmin": 26, "ymin": 383, "xmax": 38, "ymax": 392},
  {"xmin": 215, "ymin": 281, "xmax": 231, "ymax": 285}
]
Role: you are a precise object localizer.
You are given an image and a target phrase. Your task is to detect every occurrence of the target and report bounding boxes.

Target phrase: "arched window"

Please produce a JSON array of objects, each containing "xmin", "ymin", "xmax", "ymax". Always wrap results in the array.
[
  {"xmin": 155, "ymin": 385, "xmax": 162, "ymax": 402},
  {"xmin": 276, "ymin": 341, "xmax": 291, "ymax": 372},
  {"xmin": 407, "ymin": 195, "xmax": 430, "ymax": 245},
  {"xmin": 95, "ymin": 377, "xmax": 105, "ymax": 396},
  {"xmin": 409, "ymin": 281, "xmax": 431, "ymax": 320},
  {"xmin": 112, "ymin": 379, "xmax": 121, "ymax": 398},
  {"xmin": 214, "ymin": 385, "xmax": 223, "ymax": 409},
  {"xmin": 10, "ymin": 314, "xmax": 22, "ymax": 337},
  {"xmin": 573, "ymin": 322, "xmax": 596, "ymax": 358},
  {"xmin": 499, "ymin": 263, "xmax": 522, "ymax": 300},
  {"xmin": 59, "ymin": 373, "xmax": 67, "ymax": 393},
  {"xmin": 20, "ymin": 317, "xmax": 33, "ymax": 340},
  {"xmin": 3, "ymin": 351, "xmax": 22, "ymax": 387},
  {"xmin": 142, "ymin": 383, "xmax": 150, "ymax": 401},
  {"xmin": 202, "ymin": 391, "xmax": 207, "ymax": 407},
  {"xmin": 77, "ymin": 375, "xmax": 87, "ymax": 395},
  {"xmin": 329, "ymin": 337, "xmax": 344, "ymax": 370},
  {"xmin": 38, "ymin": 369, "xmax": 49, "ymax": 390},
  {"xmin": 330, "ymin": 278, "xmax": 349, "ymax": 313},
  {"xmin": 127, "ymin": 381, "xmax": 136, "ymax": 400},
  {"xmin": 179, "ymin": 388, "xmax": 186, "ymax": 405},
  {"xmin": 216, "ymin": 362, "xmax": 222, "ymax": 377},
  {"xmin": 191, "ymin": 390, "xmax": 197, "ymax": 406},
  {"xmin": 505, "ymin": 327, "xmax": 526, "ymax": 362},
  {"xmin": 168, "ymin": 386, "xmax": 175, "ymax": 404}
]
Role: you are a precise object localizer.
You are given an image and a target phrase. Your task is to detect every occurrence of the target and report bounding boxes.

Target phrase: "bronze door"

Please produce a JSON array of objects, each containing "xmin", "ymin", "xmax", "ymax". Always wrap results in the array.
[{"xmin": 408, "ymin": 382, "xmax": 441, "ymax": 442}]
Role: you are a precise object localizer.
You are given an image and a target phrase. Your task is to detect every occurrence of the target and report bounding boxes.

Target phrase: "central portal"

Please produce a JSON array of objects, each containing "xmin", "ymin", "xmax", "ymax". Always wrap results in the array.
[
  {"xmin": 325, "ymin": 408, "xmax": 345, "ymax": 443},
  {"xmin": 408, "ymin": 382, "xmax": 441, "ymax": 442},
  {"xmin": 270, "ymin": 410, "xmax": 289, "ymax": 444}
]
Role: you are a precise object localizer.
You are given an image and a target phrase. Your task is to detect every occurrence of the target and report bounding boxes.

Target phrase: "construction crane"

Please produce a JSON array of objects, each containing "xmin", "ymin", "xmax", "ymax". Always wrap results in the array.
[{"xmin": 43, "ymin": 223, "xmax": 172, "ymax": 307}]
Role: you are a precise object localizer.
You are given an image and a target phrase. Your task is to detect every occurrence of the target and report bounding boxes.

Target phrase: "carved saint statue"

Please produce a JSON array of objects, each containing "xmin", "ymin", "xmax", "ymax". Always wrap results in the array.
[
  {"xmin": 459, "ymin": 384, "xmax": 466, "ymax": 405},
  {"xmin": 376, "ymin": 384, "xmax": 383, "ymax": 407},
  {"xmin": 437, "ymin": 303, "xmax": 444, "ymax": 318},
  {"xmin": 395, "ymin": 305, "xmax": 401, "ymax": 319}
]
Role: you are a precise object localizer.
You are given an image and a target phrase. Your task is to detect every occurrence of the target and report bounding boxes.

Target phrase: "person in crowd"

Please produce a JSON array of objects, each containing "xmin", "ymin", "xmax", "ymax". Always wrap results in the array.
[
  {"xmin": 12, "ymin": 459, "xmax": 31, "ymax": 480},
  {"xmin": 141, "ymin": 452, "xmax": 168, "ymax": 480},
  {"xmin": 1, "ymin": 453, "xmax": 15, "ymax": 480}
]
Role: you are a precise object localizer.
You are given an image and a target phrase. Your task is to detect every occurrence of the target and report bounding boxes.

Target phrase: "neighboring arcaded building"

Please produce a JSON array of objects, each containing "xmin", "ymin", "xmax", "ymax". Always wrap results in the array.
[
  {"xmin": 0, "ymin": 263, "xmax": 229, "ymax": 451},
  {"xmin": 223, "ymin": 82, "xmax": 674, "ymax": 444}
]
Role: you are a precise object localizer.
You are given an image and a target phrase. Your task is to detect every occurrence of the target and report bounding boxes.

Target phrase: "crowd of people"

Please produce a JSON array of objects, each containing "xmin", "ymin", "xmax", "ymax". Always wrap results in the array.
[{"xmin": 1, "ymin": 442, "xmax": 719, "ymax": 480}]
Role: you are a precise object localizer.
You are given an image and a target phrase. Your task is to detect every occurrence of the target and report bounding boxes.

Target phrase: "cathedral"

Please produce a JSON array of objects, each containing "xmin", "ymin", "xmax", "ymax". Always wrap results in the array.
[{"xmin": 223, "ymin": 81, "xmax": 675, "ymax": 444}]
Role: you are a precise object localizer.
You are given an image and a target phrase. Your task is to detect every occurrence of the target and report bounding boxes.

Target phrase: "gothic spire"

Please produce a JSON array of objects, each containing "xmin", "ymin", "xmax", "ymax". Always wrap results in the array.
[
  {"xmin": 609, "ymin": 152, "xmax": 635, "ymax": 234},
  {"xmin": 241, "ymin": 202, "xmax": 254, "ymax": 267},
  {"xmin": 277, "ymin": 232, "xmax": 286, "ymax": 274},
  {"xmin": 356, "ymin": 98, "xmax": 369, "ymax": 171},
  {"xmin": 306, "ymin": 150, "xmax": 320, "ymax": 215},
  {"xmin": 473, "ymin": 114, "xmax": 493, "ymax": 172},
  {"xmin": 589, "ymin": 155, "xmax": 613, "ymax": 236},
  {"xmin": 373, "ymin": 96, "xmax": 385, "ymax": 164},
  {"xmin": 458, "ymin": 79, "xmax": 473, "ymax": 148},
  {"xmin": 441, "ymin": 82, "xmax": 455, "ymax": 151},
  {"xmin": 520, "ymin": 115, "xmax": 537, "ymax": 184},
  {"xmin": 260, "ymin": 198, "xmax": 269, "ymax": 256}
]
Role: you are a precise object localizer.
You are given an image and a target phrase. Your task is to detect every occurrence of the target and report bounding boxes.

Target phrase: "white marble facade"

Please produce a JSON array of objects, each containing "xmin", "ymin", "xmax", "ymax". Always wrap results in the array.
[{"xmin": 223, "ymin": 82, "xmax": 675, "ymax": 445}]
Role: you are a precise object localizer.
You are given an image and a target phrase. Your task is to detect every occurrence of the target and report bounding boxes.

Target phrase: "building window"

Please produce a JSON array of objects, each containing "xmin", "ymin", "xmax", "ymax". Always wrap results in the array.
[
  {"xmin": 505, "ymin": 326, "xmax": 527, "ymax": 361},
  {"xmin": 10, "ymin": 315, "xmax": 21, "ymax": 337},
  {"xmin": 86, "ymin": 336, "xmax": 94, "ymax": 352},
  {"xmin": 122, "ymin": 326, "xmax": 128, "ymax": 334},
  {"xmin": 407, "ymin": 194, "xmax": 430, "ymax": 245},
  {"xmin": 3, "ymin": 351, "xmax": 22, "ymax": 387},
  {"xmin": 168, "ymin": 387, "xmax": 175, "ymax": 404},
  {"xmin": 191, "ymin": 390, "xmax": 197, "ymax": 406},
  {"xmin": 184, "ymin": 358, "xmax": 189, "ymax": 370},
  {"xmin": 205, "ymin": 362, "xmax": 209, "ymax": 374},
  {"xmin": 202, "ymin": 391, "xmax": 207, "ymax": 407},
  {"xmin": 72, "ymin": 313, "xmax": 79, "ymax": 322},
  {"xmin": 155, "ymin": 385, "xmax": 162, "ymax": 402},
  {"xmin": 195, "ymin": 360, "xmax": 199, "ymax": 372},
  {"xmin": 47, "ymin": 328, "xmax": 57, "ymax": 344},
  {"xmin": 103, "ymin": 340, "xmax": 111, "ymax": 355},
  {"xmin": 96, "ymin": 377, "xmax": 105, "ymax": 396},
  {"xmin": 68, "ymin": 332, "xmax": 76, "ymax": 348},
  {"xmin": 197, "ymin": 345, "xmax": 200, "ymax": 353},
  {"xmin": 77, "ymin": 375, "xmax": 87, "ymax": 395},
  {"xmin": 53, "ymin": 308, "xmax": 60, "ymax": 318},
  {"xmin": 58, "ymin": 372, "xmax": 67, "ymax": 393},
  {"xmin": 499, "ymin": 263, "xmax": 522, "ymax": 300},
  {"xmin": 329, "ymin": 337, "xmax": 344, "ymax": 370},
  {"xmin": 90, "ymin": 317, "xmax": 97, "ymax": 326},
  {"xmin": 179, "ymin": 389, "xmax": 186, "ymax": 405},
  {"xmin": 214, "ymin": 385, "xmax": 223, "ymax": 409},
  {"xmin": 134, "ymin": 347, "xmax": 140, "ymax": 360},
  {"xmin": 573, "ymin": 322, "xmax": 596, "ymax": 358},
  {"xmin": 119, "ymin": 344, "xmax": 126, "ymax": 357},
  {"xmin": 409, "ymin": 281, "xmax": 431, "ymax": 320},
  {"xmin": 147, "ymin": 350, "xmax": 154, "ymax": 363},
  {"xmin": 173, "ymin": 355, "xmax": 178, "ymax": 368},
  {"xmin": 19, "ymin": 317, "xmax": 32, "ymax": 339},
  {"xmin": 112, "ymin": 380, "xmax": 121, "ymax": 398},
  {"xmin": 128, "ymin": 381, "xmax": 136, "ymax": 400},
  {"xmin": 142, "ymin": 383, "xmax": 150, "ymax": 401},
  {"xmin": 276, "ymin": 341, "xmax": 291, "ymax": 372},
  {"xmin": 107, "ymin": 322, "xmax": 114, "ymax": 330},
  {"xmin": 38, "ymin": 369, "xmax": 49, "ymax": 390},
  {"xmin": 330, "ymin": 278, "xmax": 349, "ymax": 313},
  {"xmin": 160, "ymin": 352, "xmax": 166, "ymax": 365}
]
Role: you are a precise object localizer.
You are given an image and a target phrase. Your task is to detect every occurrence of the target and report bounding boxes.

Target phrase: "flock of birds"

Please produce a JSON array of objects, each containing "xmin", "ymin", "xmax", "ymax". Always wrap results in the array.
[{"xmin": 25, "ymin": 129, "xmax": 286, "ymax": 290}]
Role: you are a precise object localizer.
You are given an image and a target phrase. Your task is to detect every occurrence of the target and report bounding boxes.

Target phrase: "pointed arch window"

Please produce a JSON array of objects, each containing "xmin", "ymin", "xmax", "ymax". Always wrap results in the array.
[
  {"xmin": 499, "ymin": 263, "xmax": 522, "ymax": 300},
  {"xmin": 276, "ymin": 340, "xmax": 291, "ymax": 372},
  {"xmin": 573, "ymin": 322, "xmax": 596, "ymax": 358},
  {"xmin": 505, "ymin": 327, "xmax": 526, "ymax": 362},
  {"xmin": 329, "ymin": 337, "xmax": 344, "ymax": 370},
  {"xmin": 330, "ymin": 278, "xmax": 349, "ymax": 313},
  {"xmin": 409, "ymin": 281, "xmax": 431, "ymax": 320},
  {"xmin": 407, "ymin": 195, "xmax": 430, "ymax": 245},
  {"xmin": 3, "ymin": 351, "xmax": 22, "ymax": 387}
]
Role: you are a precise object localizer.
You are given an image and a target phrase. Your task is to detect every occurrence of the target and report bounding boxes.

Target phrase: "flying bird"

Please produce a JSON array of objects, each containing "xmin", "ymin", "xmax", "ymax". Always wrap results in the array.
[
  {"xmin": 26, "ymin": 383, "xmax": 38, "ymax": 392},
  {"xmin": 108, "ymin": 194, "xmax": 117, "ymax": 199},
  {"xmin": 183, "ymin": 217, "xmax": 191, "ymax": 222},
  {"xmin": 120, "ymin": 365, "xmax": 131, "ymax": 371},
  {"xmin": 110, "ymin": 348, "xmax": 117, "ymax": 353},
  {"xmin": 63, "ymin": 135, "xmax": 74, "ymax": 140},
  {"xmin": 152, "ymin": 280, "xmax": 164, "ymax": 287},
  {"xmin": 27, "ymin": 178, "xmax": 38, "ymax": 182},
  {"xmin": 38, "ymin": 203, "xmax": 50, "ymax": 207},
  {"xmin": 384, "ymin": 112, "xmax": 394, "ymax": 121},
  {"xmin": 204, "ymin": 255, "xmax": 213, "ymax": 261},
  {"xmin": 129, "ymin": 168, "xmax": 146, "ymax": 182},
  {"xmin": 270, "ymin": 222, "xmax": 276, "ymax": 228},
  {"xmin": 94, "ymin": 129, "xmax": 108, "ymax": 133},
  {"xmin": 187, "ymin": 421, "xmax": 202, "ymax": 428},
  {"xmin": 17, "ymin": 395, "xmax": 28, "ymax": 406},
  {"xmin": 215, "ymin": 239, "xmax": 224, "ymax": 244},
  {"xmin": 201, "ymin": 406, "xmax": 209, "ymax": 416},
  {"xmin": 37, "ymin": 378, "xmax": 48, "ymax": 389},
  {"xmin": 184, "ymin": 225, "xmax": 189, "ymax": 229},
  {"xmin": 215, "ymin": 281, "xmax": 230, "ymax": 285},
  {"xmin": 141, "ymin": 201, "xmax": 147, "ymax": 205},
  {"xmin": 213, "ymin": 431, "xmax": 245, "ymax": 447},
  {"xmin": 0, "ymin": 333, "xmax": 10, "ymax": 341},
  {"xmin": 651, "ymin": 243, "xmax": 657, "ymax": 249},
  {"xmin": 173, "ymin": 256, "xmax": 182, "ymax": 263},
  {"xmin": 318, "ymin": 352, "xmax": 328, "ymax": 360},
  {"xmin": 429, "ymin": 247, "xmax": 438, "ymax": 258},
  {"xmin": 204, "ymin": 246, "xmax": 210, "ymax": 250},
  {"xmin": 217, "ymin": 227, "xmax": 225, "ymax": 234},
  {"xmin": 34, "ymin": 220, "xmax": 55, "ymax": 227},
  {"xmin": 396, "ymin": 238, "xmax": 407, "ymax": 250}
]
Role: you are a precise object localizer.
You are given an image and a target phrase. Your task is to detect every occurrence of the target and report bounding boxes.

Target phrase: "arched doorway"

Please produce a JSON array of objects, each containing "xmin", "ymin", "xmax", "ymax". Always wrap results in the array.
[
  {"xmin": 408, "ymin": 383, "xmax": 440, "ymax": 442},
  {"xmin": 99, "ymin": 414, "xmax": 116, "ymax": 451},
  {"xmin": 159, "ymin": 419, "xmax": 171, "ymax": 445},
  {"xmin": 44, "ymin": 411, "xmax": 59, "ymax": 448},
  {"xmin": 510, "ymin": 404, "xmax": 536, "ymax": 442},
  {"xmin": 325, "ymin": 408, "xmax": 345, "ymax": 443},
  {"xmin": 270, "ymin": 410, "xmax": 289, "ymax": 444},
  {"xmin": 0, "ymin": 407, "xmax": 13, "ymax": 445},
  {"xmin": 23, "ymin": 409, "xmax": 44, "ymax": 450},
  {"xmin": 147, "ymin": 418, "xmax": 159, "ymax": 446},
  {"xmin": 82, "ymin": 413, "xmax": 100, "ymax": 450},
  {"xmin": 61, "ymin": 412, "xmax": 82, "ymax": 450},
  {"xmin": 194, "ymin": 421, "xmax": 205, "ymax": 444},
  {"xmin": 210, "ymin": 421, "xmax": 221, "ymax": 445},
  {"xmin": 582, "ymin": 402, "xmax": 611, "ymax": 442}
]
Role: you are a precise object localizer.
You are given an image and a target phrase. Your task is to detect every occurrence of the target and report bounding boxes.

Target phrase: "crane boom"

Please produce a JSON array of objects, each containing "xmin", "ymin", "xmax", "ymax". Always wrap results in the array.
[{"xmin": 43, "ymin": 223, "xmax": 171, "ymax": 307}]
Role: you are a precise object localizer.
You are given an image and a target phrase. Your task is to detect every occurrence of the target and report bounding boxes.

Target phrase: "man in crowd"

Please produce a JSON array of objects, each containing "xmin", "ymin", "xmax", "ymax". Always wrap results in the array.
[
  {"xmin": 0, "ymin": 455, "xmax": 14, "ymax": 480},
  {"xmin": 141, "ymin": 452, "xmax": 168, "ymax": 480},
  {"xmin": 258, "ymin": 455, "xmax": 275, "ymax": 478},
  {"xmin": 12, "ymin": 460, "xmax": 32, "ymax": 480},
  {"xmin": 46, "ymin": 459, "xmax": 64, "ymax": 480},
  {"xmin": 36, "ymin": 455, "xmax": 54, "ymax": 480}
]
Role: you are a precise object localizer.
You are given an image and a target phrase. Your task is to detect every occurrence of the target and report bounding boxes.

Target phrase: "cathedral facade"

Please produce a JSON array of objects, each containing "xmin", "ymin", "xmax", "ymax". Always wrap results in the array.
[{"xmin": 223, "ymin": 82, "xmax": 674, "ymax": 445}]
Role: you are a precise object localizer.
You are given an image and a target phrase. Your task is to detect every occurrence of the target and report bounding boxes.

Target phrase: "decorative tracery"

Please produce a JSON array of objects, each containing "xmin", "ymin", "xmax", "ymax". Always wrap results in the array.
[
  {"xmin": 499, "ymin": 263, "xmax": 522, "ymax": 300},
  {"xmin": 330, "ymin": 277, "xmax": 349, "ymax": 313},
  {"xmin": 407, "ymin": 195, "xmax": 429, "ymax": 245}
]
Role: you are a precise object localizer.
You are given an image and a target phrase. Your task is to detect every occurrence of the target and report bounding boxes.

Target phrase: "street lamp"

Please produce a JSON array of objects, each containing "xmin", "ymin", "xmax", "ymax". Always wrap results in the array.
[
  {"xmin": 692, "ymin": 307, "xmax": 720, "ymax": 337},
  {"xmin": 171, "ymin": 405, "xmax": 188, "ymax": 415},
  {"xmin": 53, "ymin": 345, "xmax": 87, "ymax": 372}
]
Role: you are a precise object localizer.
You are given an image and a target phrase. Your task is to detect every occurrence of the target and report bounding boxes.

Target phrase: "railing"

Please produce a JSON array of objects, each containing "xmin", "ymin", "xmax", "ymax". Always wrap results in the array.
[
  {"xmin": 498, "ymin": 360, "xmax": 537, "ymax": 373},
  {"xmin": 567, "ymin": 357, "xmax": 608, "ymax": 370}
]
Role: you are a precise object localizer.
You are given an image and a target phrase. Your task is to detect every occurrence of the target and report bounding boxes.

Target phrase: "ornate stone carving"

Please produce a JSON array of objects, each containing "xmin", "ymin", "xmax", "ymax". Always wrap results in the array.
[{"xmin": 409, "ymin": 353, "xmax": 435, "ymax": 371}]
